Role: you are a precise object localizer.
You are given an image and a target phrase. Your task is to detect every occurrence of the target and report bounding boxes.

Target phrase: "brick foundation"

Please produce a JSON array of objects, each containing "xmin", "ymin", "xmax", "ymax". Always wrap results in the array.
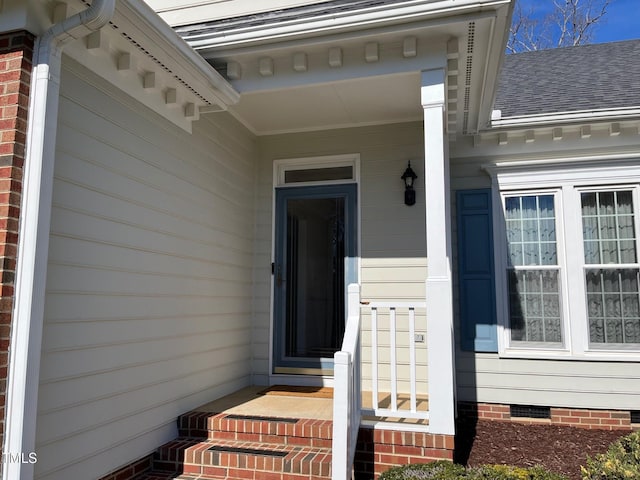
[
  {"xmin": 458, "ymin": 402, "xmax": 633, "ymax": 431},
  {"xmin": 97, "ymin": 454, "xmax": 153, "ymax": 480},
  {"xmin": 0, "ymin": 29, "xmax": 33, "ymax": 454},
  {"xmin": 354, "ymin": 428, "xmax": 454, "ymax": 478},
  {"xmin": 100, "ymin": 424, "xmax": 454, "ymax": 480}
]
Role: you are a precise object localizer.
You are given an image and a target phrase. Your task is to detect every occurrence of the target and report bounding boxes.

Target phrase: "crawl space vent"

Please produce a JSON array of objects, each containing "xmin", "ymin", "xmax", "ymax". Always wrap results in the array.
[{"xmin": 510, "ymin": 405, "xmax": 551, "ymax": 419}]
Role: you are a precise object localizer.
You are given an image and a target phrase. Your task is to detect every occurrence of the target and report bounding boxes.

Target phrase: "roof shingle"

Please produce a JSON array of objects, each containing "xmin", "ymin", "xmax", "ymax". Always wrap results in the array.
[{"xmin": 494, "ymin": 39, "xmax": 640, "ymax": 118}]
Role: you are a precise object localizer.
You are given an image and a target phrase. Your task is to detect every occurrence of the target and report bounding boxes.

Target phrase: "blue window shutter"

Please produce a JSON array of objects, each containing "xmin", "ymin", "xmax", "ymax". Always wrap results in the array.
[{"xmin": 456, "ymin": 189, "xmax": 498, "ymax": 352}]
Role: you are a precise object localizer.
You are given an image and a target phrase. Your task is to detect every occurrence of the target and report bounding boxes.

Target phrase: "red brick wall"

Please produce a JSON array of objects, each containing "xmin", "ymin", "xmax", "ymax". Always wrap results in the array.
[
  {"xmin": 355, "ymin": 428, "xmax": 454, "ymax": 478},
  {"xmin": 0, "ymin": 30, "xmax": 33, "ymax": 451},
  {"xmin": 458, "ymin": 402, "xmax": 633, "ymax": 431},
  {"xmin": 97, "ymin": 454, "xmax": 153, "ymax": 480}
]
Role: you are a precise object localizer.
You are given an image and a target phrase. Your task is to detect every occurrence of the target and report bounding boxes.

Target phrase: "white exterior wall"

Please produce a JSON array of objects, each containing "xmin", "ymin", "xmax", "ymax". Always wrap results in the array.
[
  {"xmin": 451, "ymin": 125, "xmax": 640, "ymax": 411},
  {"xmin": 35, "ymin": 58, "xmax": 257, "ymax": 479},
  {"xmin": 253, "ymin": 123, "xmax": 428, "ymax": 391}
]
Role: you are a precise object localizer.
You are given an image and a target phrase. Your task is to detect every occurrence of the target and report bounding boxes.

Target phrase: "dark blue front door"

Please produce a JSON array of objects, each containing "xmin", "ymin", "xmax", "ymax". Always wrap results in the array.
[{"xmin": 273, "ymin": 184, "xmax": 358, "ymax": 374}]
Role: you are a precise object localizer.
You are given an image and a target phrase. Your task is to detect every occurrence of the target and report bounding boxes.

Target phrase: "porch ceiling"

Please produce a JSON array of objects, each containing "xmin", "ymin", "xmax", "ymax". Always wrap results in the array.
[
  {"xmin": 178, "ymin": 0, "xmax": 514, "ymax": 136},
  {"xmin": 229, "ymin": 71, "xmax": 423, "ymax": 135}
]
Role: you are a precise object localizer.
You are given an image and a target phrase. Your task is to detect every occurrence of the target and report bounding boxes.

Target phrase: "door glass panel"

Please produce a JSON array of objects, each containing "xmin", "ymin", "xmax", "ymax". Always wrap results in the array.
[
  {"xmin": 285, "ymin": 197, "xmax": 345, "ymax": 359},
  {"xmin": 284, "ymin": 166, "xmax": 353, "ymax": 184}
]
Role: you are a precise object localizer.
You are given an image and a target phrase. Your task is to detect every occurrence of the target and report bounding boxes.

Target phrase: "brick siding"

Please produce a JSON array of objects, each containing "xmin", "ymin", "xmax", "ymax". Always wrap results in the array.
[
  {"xmin": 355, "ymin": 428, "xmax": 454, "ymax": 478},
  {"xmin": 97, "ymin": 454, "xmax": 153, "ymax": 480},
  {"xmin": 0, "ymin": 29, "xmax": 33, "ymax": 454},
  {"xmin": 459, "ymin": 402, "xmax": 633, "ymax": 431}
]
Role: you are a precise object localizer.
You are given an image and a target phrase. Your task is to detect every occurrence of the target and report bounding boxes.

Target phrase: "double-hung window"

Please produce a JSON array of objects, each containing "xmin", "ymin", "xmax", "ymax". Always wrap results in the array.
[
  {"xmin": 493, "ymin": 162, "xmax": 640, "ymax": 359},
  {"xmin": 504, "ymin": 193, "xmax": 563, "ymax": 345},
  {"xmin": 581, "ymin": 189, "xmax": 640, "ymax": 347}
]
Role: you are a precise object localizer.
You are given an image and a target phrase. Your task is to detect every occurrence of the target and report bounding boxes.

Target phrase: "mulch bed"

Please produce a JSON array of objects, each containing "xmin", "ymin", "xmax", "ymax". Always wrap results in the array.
[{"xmin": 455, "ymin": 419, "xmax": 629, "ymax": 480}]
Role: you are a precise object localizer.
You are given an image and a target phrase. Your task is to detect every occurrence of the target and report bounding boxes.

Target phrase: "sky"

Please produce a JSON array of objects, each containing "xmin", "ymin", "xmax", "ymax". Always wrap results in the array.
[
  {"xmin": 592, "ymin": 0, "xmax": 640, "ymax": 42},
  {"xmin": 516, "ymin": 0, "xmax": 640, "ymax": 44}
]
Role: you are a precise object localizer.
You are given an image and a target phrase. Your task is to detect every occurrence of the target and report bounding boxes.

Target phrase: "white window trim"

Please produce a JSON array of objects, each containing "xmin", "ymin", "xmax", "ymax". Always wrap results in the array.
[
  {"xmin": 273, "ymin": 154, "xmax": 360, "ymax": 188},
  {"xmin": 486, "ymin": 157, "xmax": 640, "ymax": 361},
  {"xmin": 495, "ymin": 188, "xmax": 573, "ymax": 358}
]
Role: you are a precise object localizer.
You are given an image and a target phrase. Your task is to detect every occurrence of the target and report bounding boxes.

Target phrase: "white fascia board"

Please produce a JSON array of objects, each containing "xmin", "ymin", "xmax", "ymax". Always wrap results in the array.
[
  {"xmin": 117, "ymin": 0, "xmax": 239, "ymax": 106},
  {"xmin": 491, "ymin": 107, "xmax": 640, "ymax": 128},
  {"xmin": 186, "ymin": 0, "xmax": 511, "ymax": 50}
]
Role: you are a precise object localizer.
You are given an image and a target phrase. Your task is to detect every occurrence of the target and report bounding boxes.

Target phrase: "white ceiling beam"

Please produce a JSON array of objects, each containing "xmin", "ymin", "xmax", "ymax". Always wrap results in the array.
[
  {"xmin": 328, "ymin": 47, "xmax": 343, "ymax": 67},
  {"xmin": 403, "ymin": 36, "xmax": 417, "ymax": 58},
  {"xmin": 293, "ymin": 52, "xmax": 307, "ymax": 72},
  {"xmin": 364, "ymin": 42, "xmax": 379, "ymax": 63}
]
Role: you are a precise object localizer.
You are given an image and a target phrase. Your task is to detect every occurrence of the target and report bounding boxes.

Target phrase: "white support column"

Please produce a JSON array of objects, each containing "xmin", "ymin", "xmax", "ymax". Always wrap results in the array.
[{"xmin": 422, "ymin": 68, "xmax": 455, "ymax": 435}]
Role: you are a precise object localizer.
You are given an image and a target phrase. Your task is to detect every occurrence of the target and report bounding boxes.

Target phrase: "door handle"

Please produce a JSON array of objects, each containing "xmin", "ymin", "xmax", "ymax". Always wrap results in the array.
[{"xmin": 276, "ymin": 264, "xmax": 284, "ymax": 287}]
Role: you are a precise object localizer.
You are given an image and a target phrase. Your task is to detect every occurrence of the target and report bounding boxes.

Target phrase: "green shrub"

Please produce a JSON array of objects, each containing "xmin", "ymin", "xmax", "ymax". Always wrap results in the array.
[
  {"xmin": 378, "ymin": 461, "xmax": 467, "ymax": 479},
  {"xmin": 581, "ymin": 430, "xmax": 640, "ymax": 479},
  {"xmin": 378, "ymin": 462, "xmax": 567, "ymax": 480},
  {"xmin": 469, "ymin": 464, "xmax": 567, "ymax": 480}
]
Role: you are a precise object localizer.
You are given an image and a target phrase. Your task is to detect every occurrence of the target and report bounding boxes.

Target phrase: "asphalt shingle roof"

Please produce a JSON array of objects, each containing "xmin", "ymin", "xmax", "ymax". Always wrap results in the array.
[{"xmin": 494, "ymin": 39, "xmax": 640, "ymax": 118}]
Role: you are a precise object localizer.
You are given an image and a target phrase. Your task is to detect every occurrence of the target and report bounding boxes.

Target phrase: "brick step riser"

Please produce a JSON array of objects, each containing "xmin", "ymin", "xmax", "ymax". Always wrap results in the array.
[
  {"xmin": 178, "ymin": 414, "xmax": 333, "ymax": 442},
  {"xmin": 152, "ymin": 439, "xmax": 332, "ymax": 479},
  {"xmin": 181, "ymin": 452, "xmax": 331, "ymax": 479},
  {"xmin": 207, "ymin": 431, "xmax": 332, "ymax": 448}
]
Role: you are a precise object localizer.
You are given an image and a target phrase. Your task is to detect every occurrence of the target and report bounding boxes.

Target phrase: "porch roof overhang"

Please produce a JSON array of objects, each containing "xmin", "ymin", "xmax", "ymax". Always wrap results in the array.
[
  {"xmin": 31, "ymin": 0, "xmax": 240, "ymax": 132},
  {"xmin": 173, "ymin": 0, "xmax": 514, "ymax": 137}
]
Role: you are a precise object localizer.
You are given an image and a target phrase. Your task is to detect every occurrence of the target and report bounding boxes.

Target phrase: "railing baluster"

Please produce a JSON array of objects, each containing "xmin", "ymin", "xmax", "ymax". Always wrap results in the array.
[
  {"xmin": 409, "ymin": 307, "xmax": 417, "ymax": 414},
  {"xmin": 362, "ymin": 300, "xmax": 428, "ymax": 422},
  {"xmin": 371, "ymin": 307, "xmax": 378, "ymax": 411},
  {"xmin": 390, "ymin": 307, "xmax": 397, "ymax": 413}
]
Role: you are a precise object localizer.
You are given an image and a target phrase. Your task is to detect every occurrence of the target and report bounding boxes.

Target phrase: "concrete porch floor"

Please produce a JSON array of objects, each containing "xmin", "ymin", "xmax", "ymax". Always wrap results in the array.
[
  {"xmin": 194, "ymin": 386, "xmax": 333, "ymax": 420},
  {"xmin": 192, "ymin": 386, "xmax": 429, "ymax": 425}
]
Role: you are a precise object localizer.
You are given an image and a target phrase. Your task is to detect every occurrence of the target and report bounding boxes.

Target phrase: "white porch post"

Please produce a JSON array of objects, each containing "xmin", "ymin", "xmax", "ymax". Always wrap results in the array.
[{"xmin": 422, "ymin": 68, "xmax": 455, "ymax": 435}]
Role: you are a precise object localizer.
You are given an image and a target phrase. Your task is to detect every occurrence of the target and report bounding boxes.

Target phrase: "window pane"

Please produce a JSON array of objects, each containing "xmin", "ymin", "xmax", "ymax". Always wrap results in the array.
[
  {"xmin": 540, "ymin": 242, "xmax": 557, "ymax": 265},
  {"xmin": 521, "ymin": 196, "xmax": 538, "ymax": 217},
  {"xmin": 505, "ymin": 194, "xmax": 557, "ymax": 267},
  {"xmin": 508, "ymin": 269, "xmax": 562, "ymax": 343},
  {"xmin": 582, "ymin": 193, "xmax": 597, "ymax": 216},
  {"xmin": 508, "ymin": 243, "xmax": 523, "ymax": 267},
  {"xmin": 505, "ymin": 197, "xmax": 520, "ymax": 219},
  {"xmin": 586, "ymin": 268, "xmax": 640, "ymax": 344},
  {"xmin": 599, "ymin": 192, "xmax": 615, "ymax": 215},
  {"xmin": 284, "ymin": 166, "xmax": 353, "ymax": 184},
  {"xmin": 539, "ymin": 219, "xmax": 556, "ymax": 242},
  {"xmin": 617, "ymin": 191, "xmax": 633, "ymax": 214},
  {"xmin": 581, "ymin": 190, "xmax": 637, "ymax": 265}
]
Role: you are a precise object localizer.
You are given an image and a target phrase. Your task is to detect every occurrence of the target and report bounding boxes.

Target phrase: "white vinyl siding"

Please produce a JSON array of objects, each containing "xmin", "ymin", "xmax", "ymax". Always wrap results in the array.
[
  {"xmin": 36, "ymin": 58, "xmax": 257, "ymax": 479},
  {"xmin": 254, "ymin": 122, "xmax": 428, "ymax": 392}
]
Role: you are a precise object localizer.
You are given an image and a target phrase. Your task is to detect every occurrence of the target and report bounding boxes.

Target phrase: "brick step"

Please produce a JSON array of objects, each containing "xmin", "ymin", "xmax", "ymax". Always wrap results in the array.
[
  {"xmin": 138, "ymin": 436, "xmax": 331, "ymax": 480},
  {"xmin": 178, "ymin": 411, "xmax": 333, "ymax": 447}
]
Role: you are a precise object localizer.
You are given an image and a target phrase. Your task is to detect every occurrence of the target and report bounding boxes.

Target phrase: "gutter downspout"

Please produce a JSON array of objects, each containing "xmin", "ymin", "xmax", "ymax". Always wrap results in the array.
[{"xmin": 3, "ymin": 2, "xmax": 115, "ymax": 479}]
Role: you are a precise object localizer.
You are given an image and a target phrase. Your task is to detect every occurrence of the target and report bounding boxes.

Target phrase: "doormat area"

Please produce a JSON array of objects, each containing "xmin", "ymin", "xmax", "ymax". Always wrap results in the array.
[{"xmin": 258, "ymin": 385, "xmax": 334, "ymax": 398}]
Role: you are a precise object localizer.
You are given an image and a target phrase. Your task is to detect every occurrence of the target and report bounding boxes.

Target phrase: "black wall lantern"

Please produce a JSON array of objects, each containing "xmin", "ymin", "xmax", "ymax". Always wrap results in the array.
[{"xmin": 401, "ymin": 161, "xmax": 418, "ymax": 206}]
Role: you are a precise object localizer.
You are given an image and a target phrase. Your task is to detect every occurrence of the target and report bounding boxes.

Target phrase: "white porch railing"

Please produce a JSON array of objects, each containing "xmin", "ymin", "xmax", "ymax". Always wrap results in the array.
[
  {"xmin": 332, "ymin": 284, "xmax": 430, "ymax": 480},
  {"xmin": 364, "ymin": 300, "xmax": 428, "ymax": 421},
  {"xmin": 332, "ymin": 284, "xmax": 362, "ymax": 480}
]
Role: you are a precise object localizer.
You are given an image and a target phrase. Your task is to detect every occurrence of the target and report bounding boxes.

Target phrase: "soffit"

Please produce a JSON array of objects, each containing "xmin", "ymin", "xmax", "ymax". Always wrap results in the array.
[
  {"xmin": 178, "ymin": 0, "xmax": 513, "ymax": 136},
  {"xmin": 43, "ymin": 0, "xmax": 239, "ymax": 132}
]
